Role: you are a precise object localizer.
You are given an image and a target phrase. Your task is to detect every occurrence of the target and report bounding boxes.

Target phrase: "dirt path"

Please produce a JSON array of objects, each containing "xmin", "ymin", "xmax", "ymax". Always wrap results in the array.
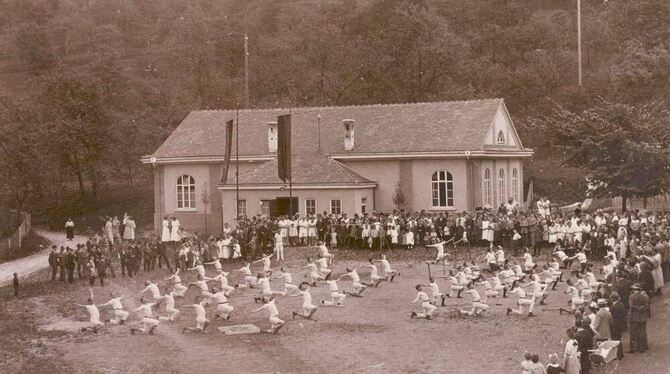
[{"xmin": 0, "ymin": 228, "xmax": 87, "ymax": 286}]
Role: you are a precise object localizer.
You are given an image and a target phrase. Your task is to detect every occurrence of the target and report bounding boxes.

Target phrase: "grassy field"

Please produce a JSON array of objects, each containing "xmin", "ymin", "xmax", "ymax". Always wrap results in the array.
[{"xmin": 1, "ymin": 244, "xmax": 668, "ymax": 374}]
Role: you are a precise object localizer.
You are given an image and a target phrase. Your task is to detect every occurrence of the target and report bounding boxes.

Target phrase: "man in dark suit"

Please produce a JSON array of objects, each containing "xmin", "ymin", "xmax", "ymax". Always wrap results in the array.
[
  {"xmin": 637, "ymin": 262, "xmax": 655, "ymax": 299},
  {"xmin": 64, "ymin": 247, "xmax": 76, "ymax": 284},
  {"xmin": 609, "ymin": 292, "xmax": 627, "ymax": 360},
  {"xmin": 615, "ymin": 271, "xmax": 633, "ymax": 310},
  {"xmin": 628, "ymin": 284, "xmax": 650, "ymax": 353},
  {"xmin": 574, "ymin": 319, "xmax": 594, "ymax": 373},
  {"xmin": 48, "ymin": 246, "xmax": 58, "ymax": 281}
]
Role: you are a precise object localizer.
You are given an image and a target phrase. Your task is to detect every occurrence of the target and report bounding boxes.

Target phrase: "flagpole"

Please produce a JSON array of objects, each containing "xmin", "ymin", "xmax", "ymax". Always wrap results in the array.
[
  {"xmin": 288, "ymin": 107, "xmax": 292, "ymax": 217},
  {"xmin": 577, "ymin": 0, "xmax": 582, "ymax": 87},
  {"xmin": 236, "ymin": 108, "xmax": 240, "ymax": 220}
]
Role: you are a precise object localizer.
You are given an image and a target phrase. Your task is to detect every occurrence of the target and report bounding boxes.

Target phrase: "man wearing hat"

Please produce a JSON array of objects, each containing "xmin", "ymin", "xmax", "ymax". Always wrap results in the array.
[
  {"xmin": 628, "ymin": 283, "xmax": 650, "ymax": 353},
  {"xmin": 592, "ymin": 299, "xmax": 612, "ymax": 343}
]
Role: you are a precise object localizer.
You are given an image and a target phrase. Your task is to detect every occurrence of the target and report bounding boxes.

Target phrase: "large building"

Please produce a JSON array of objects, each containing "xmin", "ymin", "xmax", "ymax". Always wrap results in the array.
[{"xmin": 142, "ymin": 99, "xmax": 533, "ymax": 234}]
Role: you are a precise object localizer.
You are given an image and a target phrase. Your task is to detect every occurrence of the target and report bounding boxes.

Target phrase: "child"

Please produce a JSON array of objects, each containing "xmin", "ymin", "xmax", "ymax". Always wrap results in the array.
[
  {"xmin": 99, "ymin": 292, "xmax": 129, "ymax": 325},
  {"xmin": 130, "ymin": 297, "xmax": 163, "ymax": 335},
  {"xmin": 253, "ymin": 253, "xmax": 273, "ymax": 277},
  {"xmin": 165, "ymin": 268, "xmax": 188, "ymax": 297},
  {"xmin": 426, "ymin": 241, "xmax": 449, "ymax": 264},
  {"xmin": 506, "ymin": 285, "xmax": 536, "ymax": 318},
  {"xmin": 304, "ymin": 258, "xmax": 323, "ymax": 286},
  {"xmin": 236, "ymin": 263, "xmax": 258, "ymax": 288},
  {"xmin": 274, "ymin": 266, "xmax": 299, "ymax": 296},
  {"xmin": 291, "ymin": 282, "xmax": 318, "ymax": 321},
  {"xmin": 12, "ymin": 273, "xmax": 19, "ymax": 298},
  {"xmin": 321, "ymin": 279, "xmax": 345, "ymax": 307},
  {"xmin": 377, "ymin": 254, "xmax": 399, "ymax": 282},
  {"xmin": 207, "ymin": 288, "xmax": 233, "ymax": 321},
  {"xmin": 338, "ymin": 267, "xmax": 367, "ymax": 297},
  {"xmin": 73, "ymin": 298, "xmax": 104, "ymax": 334},
  {"xmin": 560, "ymin": 279, "xmax": 585, "ymax": 314},
  {"xmin": 410, "ymin": 284, "xmax": 436, "ymax": 320},
  {"xmin": 424, "ymin": 277, "xmax": 446, "ymax": 306},
  {"xmin": 459, "ymin": 283, "xmax": 489, "ymax": 316},
  {"xmin": 158, "ymin": 287, "xmax": 180, "ymax": 322},
  {"xmin": 252, "ymin": 296, "xmax": 285, "ymax": 334},
  {"xmin": 182, "ymin": 297, "xmax": 210, "ymax": 333},
  {"xmin": 362, "ymin": 258, "xmax": 383, "ymax": 288},
  {"xmin": 446, "ymin": 270, "xmax": 465, "ymax": 298}
]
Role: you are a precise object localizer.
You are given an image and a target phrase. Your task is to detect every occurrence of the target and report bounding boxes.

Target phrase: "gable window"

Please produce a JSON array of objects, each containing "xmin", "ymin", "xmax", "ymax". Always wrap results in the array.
[
  {"xmin": 483, "ymin": 168, "xmax": 492, "ymax": 207},
  {"xmin": 305, "ymin": 199, "xmax": 316, "ymax": 215},
  {"xmin": 176, "ymin": 175, "xmax": 196, "ymax": 210},
  {"xmin": 497, "ymin": 130, "xmax": 505, "ymax": 144},
  {"xmin": 431, "ymin": 171, "xmax": 454, "ymax": 208},
  {"xmin": 330, "ymin": 199, "xmax": 341, "ymax": 215},
  {"xmin": 511, "ymin": 168, "xmax": 519, "ymax": 203},
  {"xmin": 498, "ymin": 168, "xmax": 506, "ymax": 206}
]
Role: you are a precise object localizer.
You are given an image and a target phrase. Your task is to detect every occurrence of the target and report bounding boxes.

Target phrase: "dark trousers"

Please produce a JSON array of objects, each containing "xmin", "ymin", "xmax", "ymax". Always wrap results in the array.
[
  {"xmin": 89, "ymin": 275, "xmax": 96, "ymax": 286},
  {"xmin": 158, "ymin": 252, "xmax": 171, "ymax": 271},
  {"xmin": 579, "ymin": 350, "xmax": 591, "ymax": 374},
  {"xmin": 611, "ymin": 329, "xmax": 624, "ymax": 359},
  {"xmin": 67, "ymin": 267, "xmax": 74, "ymax": 283},
  {"xmin": 51, "ymin": 266, "xmax": 58, "ymax": 280},
  {"xmin": 629, "ymin": 321, "xmax": 648, "ymax": 352},
  {"xmin": 59, "ymin": 266, "xmax": 66, "ymax": 282}
]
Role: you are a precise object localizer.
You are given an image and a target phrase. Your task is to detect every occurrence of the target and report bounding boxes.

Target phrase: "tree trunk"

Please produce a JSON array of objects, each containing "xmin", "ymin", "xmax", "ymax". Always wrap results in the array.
[
  {"xmin": 643, "ymin": 196, "xmax": 647, "ymax": 209},
  {"xmin": 76, "ymin": 169, "xmax": 86, "ymax": 198},
  {"xmin": 621, "ymin": 193, "xmax": 627, "ymax": 213}
]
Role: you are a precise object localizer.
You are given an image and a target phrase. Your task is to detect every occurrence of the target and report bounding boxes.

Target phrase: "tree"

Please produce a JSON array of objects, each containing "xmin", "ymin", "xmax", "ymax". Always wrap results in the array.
[
  {"xmin": 392, "ymin": 182, "xmax": 407, "ymax": 212},
  {"xmin": 537, "ymin": 98, "xmax": 670, "ymax": 211}
]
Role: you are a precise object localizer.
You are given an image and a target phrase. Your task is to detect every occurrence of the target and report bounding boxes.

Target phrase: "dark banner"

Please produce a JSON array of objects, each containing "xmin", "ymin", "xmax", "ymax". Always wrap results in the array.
[
  {"xmin": 219, "ymin": 119, "xmax": 234, "ymax": 185},
  {"xmin": 277, "ymin": 114, "xmax": 291, "ymax": 182}
]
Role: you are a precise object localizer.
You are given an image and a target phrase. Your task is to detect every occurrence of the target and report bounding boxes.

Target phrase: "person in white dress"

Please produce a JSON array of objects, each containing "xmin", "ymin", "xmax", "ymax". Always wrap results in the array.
[
  {"xmin": 161, "ymin": 217, "xmax": 171, "ymax": 242},
  {"xmin": 170, "ymin": 217, "xmax": 181, "ymax": 242},
  {"xmin": 481, "ymin": 215, "xmax": 494, "ymax": 248},
  {"xmin": 123, "ymin": 216, "xmax": 136, "ymax": 241}
]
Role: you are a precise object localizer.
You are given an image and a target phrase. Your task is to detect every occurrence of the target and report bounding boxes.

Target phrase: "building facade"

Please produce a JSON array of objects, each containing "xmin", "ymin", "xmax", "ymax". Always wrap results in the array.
[{"xmin": 143, "ymin": 99, "xmax": 533, "ymax": 234}]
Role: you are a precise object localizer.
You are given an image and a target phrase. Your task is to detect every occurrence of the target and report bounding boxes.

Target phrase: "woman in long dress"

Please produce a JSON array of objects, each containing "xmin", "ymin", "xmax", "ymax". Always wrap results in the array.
[
  {"xmin": 123, "ymin": 216, "xmax": 136, "ymax": 241},
  {"xmin": 170, "ymin": 217, "xmax": 181, "ymax": 242},
  {"xmin": 562, "ymin": 329, "xmax": 581, "ymax": 374},
  {"xmin": 65, "ymin": 218, "xmax": 75, "ymax": 240},
  {"xmin": 161, "ymin": 217, "xmax": 171, "ymax": 242}
]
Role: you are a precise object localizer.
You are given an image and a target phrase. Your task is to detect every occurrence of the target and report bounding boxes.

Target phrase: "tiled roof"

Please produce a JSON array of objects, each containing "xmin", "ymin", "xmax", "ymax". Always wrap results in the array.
[
  {"xmin": 150, "ymin": 99, "xmax": 506, "ymax": 159},
  {"xmin": 225, "ymin": 154, "xmax": 375, "ymax": 186}
]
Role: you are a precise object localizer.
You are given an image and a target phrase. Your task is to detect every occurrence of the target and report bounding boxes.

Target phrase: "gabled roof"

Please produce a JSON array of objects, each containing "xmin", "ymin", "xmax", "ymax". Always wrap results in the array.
[
  {"xmin": 149, "ymin": 99, "xmax": 521, "ymax": 160},
  {"xmin": 222, "ymin": 154, "xmax": 375, "ymax": 187}
]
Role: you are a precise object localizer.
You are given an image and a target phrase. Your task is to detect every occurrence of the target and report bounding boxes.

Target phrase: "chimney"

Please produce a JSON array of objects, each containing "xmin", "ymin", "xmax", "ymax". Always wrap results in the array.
[
  {"xmin": 343, "ymin": 119, "xmax": 355, "ymax": 151},
  {"xmin": 267, "ymin": 122, "xmax": 278, "ymax": 152}
]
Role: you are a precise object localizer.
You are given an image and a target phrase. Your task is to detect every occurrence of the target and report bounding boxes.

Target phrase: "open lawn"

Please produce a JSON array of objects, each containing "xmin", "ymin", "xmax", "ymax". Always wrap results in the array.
[{"xmin": 1, "ymin": 244, "xmax": 668, "ymax": 374}]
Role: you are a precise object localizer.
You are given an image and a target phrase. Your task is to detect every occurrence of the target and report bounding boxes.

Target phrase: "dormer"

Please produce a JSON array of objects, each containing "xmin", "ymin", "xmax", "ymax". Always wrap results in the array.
[
  {"xmin": 343, "ymin": 119, "xmax": 355, "ymax": 151},
  {"xmin": 267, "ymin": 122, "xmax": 278, "ymax": 152}
]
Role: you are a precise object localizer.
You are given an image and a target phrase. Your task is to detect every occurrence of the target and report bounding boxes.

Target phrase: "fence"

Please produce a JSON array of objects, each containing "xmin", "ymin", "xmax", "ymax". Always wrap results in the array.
[{"xmin": 0, "ymin": 211, "xmax": 32, "ymax": 260}]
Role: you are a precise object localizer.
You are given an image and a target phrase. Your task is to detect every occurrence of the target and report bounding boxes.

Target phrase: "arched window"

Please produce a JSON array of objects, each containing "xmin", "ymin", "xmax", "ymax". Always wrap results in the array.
[
  {"xmin": 483, "ymin": 168, "xmax": 492, "ymax": 206},
  {"xmin": 511, "ymin": 168, "xmax": 519, "ymax": 203},
  {"xmin": 497, "ymin": 130, "xmax": 505, "ymax": 144},
  {"xmin": 176, "ymin": 175, "xmax": 196, "ymax": 209},
  {"xmin": 498, "ymin": 168, "xmax": 506, "ymax": 206},
  {"xmin": 431, "ymin": 171, "xmax": 454, "ymax": 208}
]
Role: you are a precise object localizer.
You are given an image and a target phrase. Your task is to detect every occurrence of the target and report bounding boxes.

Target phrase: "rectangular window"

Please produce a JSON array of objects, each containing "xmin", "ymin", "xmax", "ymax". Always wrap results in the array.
[
  {"xmin": 237, "ymin": 199, "xmax": 246, "ymax": 218},
  {"xmin": 330, "ymin": 199, "xmax": 341, "ymax": 215},
  {"xmin": 361, "ymin": 197, "xmax": 367, "ymax": 214},
  {"xmin": 305, "ymin": 199, "xmax": 316, "ymax": 215},
  {"xmin": 260, "ymin": 200, "xmax": 271, "ymax": 216}
]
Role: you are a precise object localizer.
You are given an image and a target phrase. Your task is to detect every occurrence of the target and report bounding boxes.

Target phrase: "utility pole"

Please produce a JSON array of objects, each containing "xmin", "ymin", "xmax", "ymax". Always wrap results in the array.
[
  {"xmin": 244, "ymin": 34, "xmax": 250, "ymax": 108},
  {"xmin": 577, "ymin": 0, "xmax": 582, "ymax": 86}
]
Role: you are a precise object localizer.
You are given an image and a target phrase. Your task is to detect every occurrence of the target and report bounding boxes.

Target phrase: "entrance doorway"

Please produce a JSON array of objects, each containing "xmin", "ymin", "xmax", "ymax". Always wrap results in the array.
[{"xmin": 274, "ymin": 197, "xmax": 298, "ymax": 217}]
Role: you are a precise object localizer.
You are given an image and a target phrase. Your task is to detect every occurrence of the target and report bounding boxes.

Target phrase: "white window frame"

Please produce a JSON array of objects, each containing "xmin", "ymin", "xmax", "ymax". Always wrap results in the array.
[
  {"xmin": 330, "ymin": 199, "xmax": 342, "ymax": 215},
  {"xmin": 305, "ymin": 199, "xmax": 316, "ymax": 215},
  {"xmin": 498, "ymin": 168, "xmax": 506, "ymax": 206},
  {"xmin": 260, "ymin": 200, "xmax": 271, "ymax": 216},
  {"xmin": 497, "ymin": 130, "xmax": 505, "ymax": 144},
  {"xmin": 176, "ymin": 175, "xmax": 196, "ymax": 210},
  {"xmin": 431, "ymin": 171, "xmax": 454, "ymax": 209},
  {"xmin": 237, "ymin": 199, "xmax": 247, "ymax": 218},
  {"xmin": 511, "ymin": 168, "xmax": 519, "ymax": 203},
  {"xmin": 483, "ymin": 168, "xmax": 492, "ymax": 207}
]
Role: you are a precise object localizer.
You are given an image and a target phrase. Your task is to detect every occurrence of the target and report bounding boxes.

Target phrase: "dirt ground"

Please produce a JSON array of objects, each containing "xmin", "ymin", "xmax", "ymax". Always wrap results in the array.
[{"xmin": 1, "ymin": 245, "xmax": 668, "ymax": 374}]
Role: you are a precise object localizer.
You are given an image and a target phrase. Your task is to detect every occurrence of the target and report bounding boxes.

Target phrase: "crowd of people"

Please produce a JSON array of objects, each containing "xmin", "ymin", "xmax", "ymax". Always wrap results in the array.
[{"xmin": 54, "ymin": 197, "xmax": 669, "ymax": 374}]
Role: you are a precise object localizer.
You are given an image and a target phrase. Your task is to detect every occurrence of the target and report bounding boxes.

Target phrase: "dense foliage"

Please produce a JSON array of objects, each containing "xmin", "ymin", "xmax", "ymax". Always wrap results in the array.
[{"xmin": 0, "ymin": 0, "xmax": 668, "ymax": 217}]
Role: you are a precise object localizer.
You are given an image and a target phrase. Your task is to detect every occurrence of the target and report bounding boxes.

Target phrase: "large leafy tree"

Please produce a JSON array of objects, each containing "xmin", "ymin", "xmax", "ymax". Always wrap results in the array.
[{"xmin": 538, "ymin": 98, "xmax": 670, "ymax": 211}]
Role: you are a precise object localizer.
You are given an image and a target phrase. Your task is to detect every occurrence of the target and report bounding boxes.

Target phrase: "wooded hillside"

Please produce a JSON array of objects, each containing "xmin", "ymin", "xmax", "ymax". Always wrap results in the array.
[{"xmin": 0, "ymin": 0, "xmax": 667, "ymax": 219}]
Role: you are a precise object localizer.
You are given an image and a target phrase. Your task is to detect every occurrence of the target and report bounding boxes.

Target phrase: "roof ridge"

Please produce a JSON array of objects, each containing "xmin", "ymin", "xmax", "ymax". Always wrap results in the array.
[{"xmin": 196, "ymin": 98, "xmax": 504, "ymax": 113}]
